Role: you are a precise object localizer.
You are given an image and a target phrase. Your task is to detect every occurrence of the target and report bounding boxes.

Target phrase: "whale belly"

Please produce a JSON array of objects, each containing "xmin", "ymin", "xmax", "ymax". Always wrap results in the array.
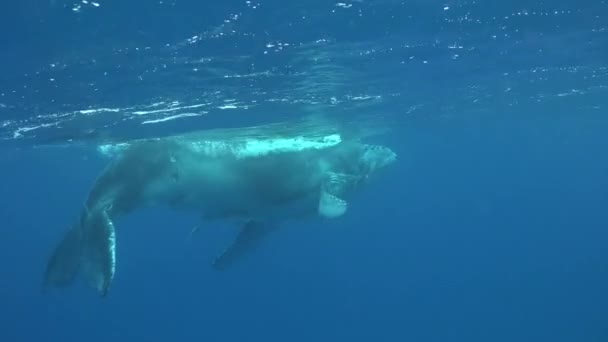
[{"xmin": 168, "ymin": 151, "xmax": 323, "ymax": 221}]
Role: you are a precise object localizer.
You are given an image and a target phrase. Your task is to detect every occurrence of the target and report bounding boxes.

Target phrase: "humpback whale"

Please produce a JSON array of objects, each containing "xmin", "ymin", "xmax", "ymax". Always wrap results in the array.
[{"xmin": 43, "ymin": 120, "xmax": 396, "ymax": 296}]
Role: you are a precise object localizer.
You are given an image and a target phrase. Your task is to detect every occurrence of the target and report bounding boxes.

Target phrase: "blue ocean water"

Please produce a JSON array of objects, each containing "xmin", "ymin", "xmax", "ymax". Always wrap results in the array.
[{"xmin": 1, "ymin": 0, "xmax": 607, "ymax": 341}]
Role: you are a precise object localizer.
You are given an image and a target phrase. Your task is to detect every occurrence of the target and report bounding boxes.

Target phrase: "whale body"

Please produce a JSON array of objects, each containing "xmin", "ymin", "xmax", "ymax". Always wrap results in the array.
[{"xmin": 44, "ymin": 120, "xmax": 396, "ymax": 296}]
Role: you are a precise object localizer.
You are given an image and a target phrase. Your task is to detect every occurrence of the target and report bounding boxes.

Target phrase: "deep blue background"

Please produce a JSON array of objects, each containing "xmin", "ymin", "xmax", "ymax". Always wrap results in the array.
[
  {"xmin": 1, "ymin": 113, "xmax": 607, "ymax": 341},
  {"xmin": 1, "ymin": 1, "xmax": 607, "ymax": 341}
]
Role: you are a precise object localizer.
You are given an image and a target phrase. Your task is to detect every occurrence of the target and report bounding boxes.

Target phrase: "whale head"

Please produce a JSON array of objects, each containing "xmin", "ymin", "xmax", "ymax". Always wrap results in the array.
[{"xmin": 360, "ymin": 144, "xmax": 396, "ymax": 174}]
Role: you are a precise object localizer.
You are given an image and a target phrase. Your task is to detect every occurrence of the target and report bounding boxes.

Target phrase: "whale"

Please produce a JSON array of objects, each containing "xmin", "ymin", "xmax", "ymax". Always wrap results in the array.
[{"xmin": 43, "ymin": 119, "xmax": 397, "ymax": 296}]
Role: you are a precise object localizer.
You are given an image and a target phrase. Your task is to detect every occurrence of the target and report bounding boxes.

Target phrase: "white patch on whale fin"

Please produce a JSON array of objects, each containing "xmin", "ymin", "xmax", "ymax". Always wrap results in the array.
[
  {"xmin": 318, "ymin": 190, "xmax": 348, "ymax": 218},
  {"xmin": 212, "ymin": 221, "xmax": 278, "ymax": 271},
  {"xmin": 81, "ymin": 209, "xmax": 116, "ymax": 297}
]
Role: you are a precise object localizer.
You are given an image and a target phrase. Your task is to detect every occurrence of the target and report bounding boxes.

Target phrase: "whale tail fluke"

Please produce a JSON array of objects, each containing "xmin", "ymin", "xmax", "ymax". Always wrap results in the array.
[
  {"xmin": 43, "ymin": 225, "xmax": 82, "ymax": 289},
  {"xmin": 44, "ymin": 209, "xmax": 116, "ymax": 297}
]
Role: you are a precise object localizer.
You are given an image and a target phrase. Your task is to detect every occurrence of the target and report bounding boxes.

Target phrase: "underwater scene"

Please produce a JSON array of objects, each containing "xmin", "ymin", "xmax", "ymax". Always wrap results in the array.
[{"xmin": 0, "ymin": 1, "xmax": 607, "ymax": 341}]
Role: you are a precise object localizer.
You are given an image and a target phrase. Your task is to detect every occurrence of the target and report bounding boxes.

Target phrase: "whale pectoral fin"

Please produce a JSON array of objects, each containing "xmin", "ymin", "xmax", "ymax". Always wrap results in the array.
[
  {"xmin": 212, "ymin": 221, "xmax": 278, "ymax": 271},
  {"xmin": 81, "ymin": 210, "xmax": 116, "ymax": 297},
  {"xmin": 318, "ymin": 172, "xmax": 354, "ymax": 218},
  {"xmin": 318, "ymin": 190, "xmax": 348, "ymax": 218}
]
